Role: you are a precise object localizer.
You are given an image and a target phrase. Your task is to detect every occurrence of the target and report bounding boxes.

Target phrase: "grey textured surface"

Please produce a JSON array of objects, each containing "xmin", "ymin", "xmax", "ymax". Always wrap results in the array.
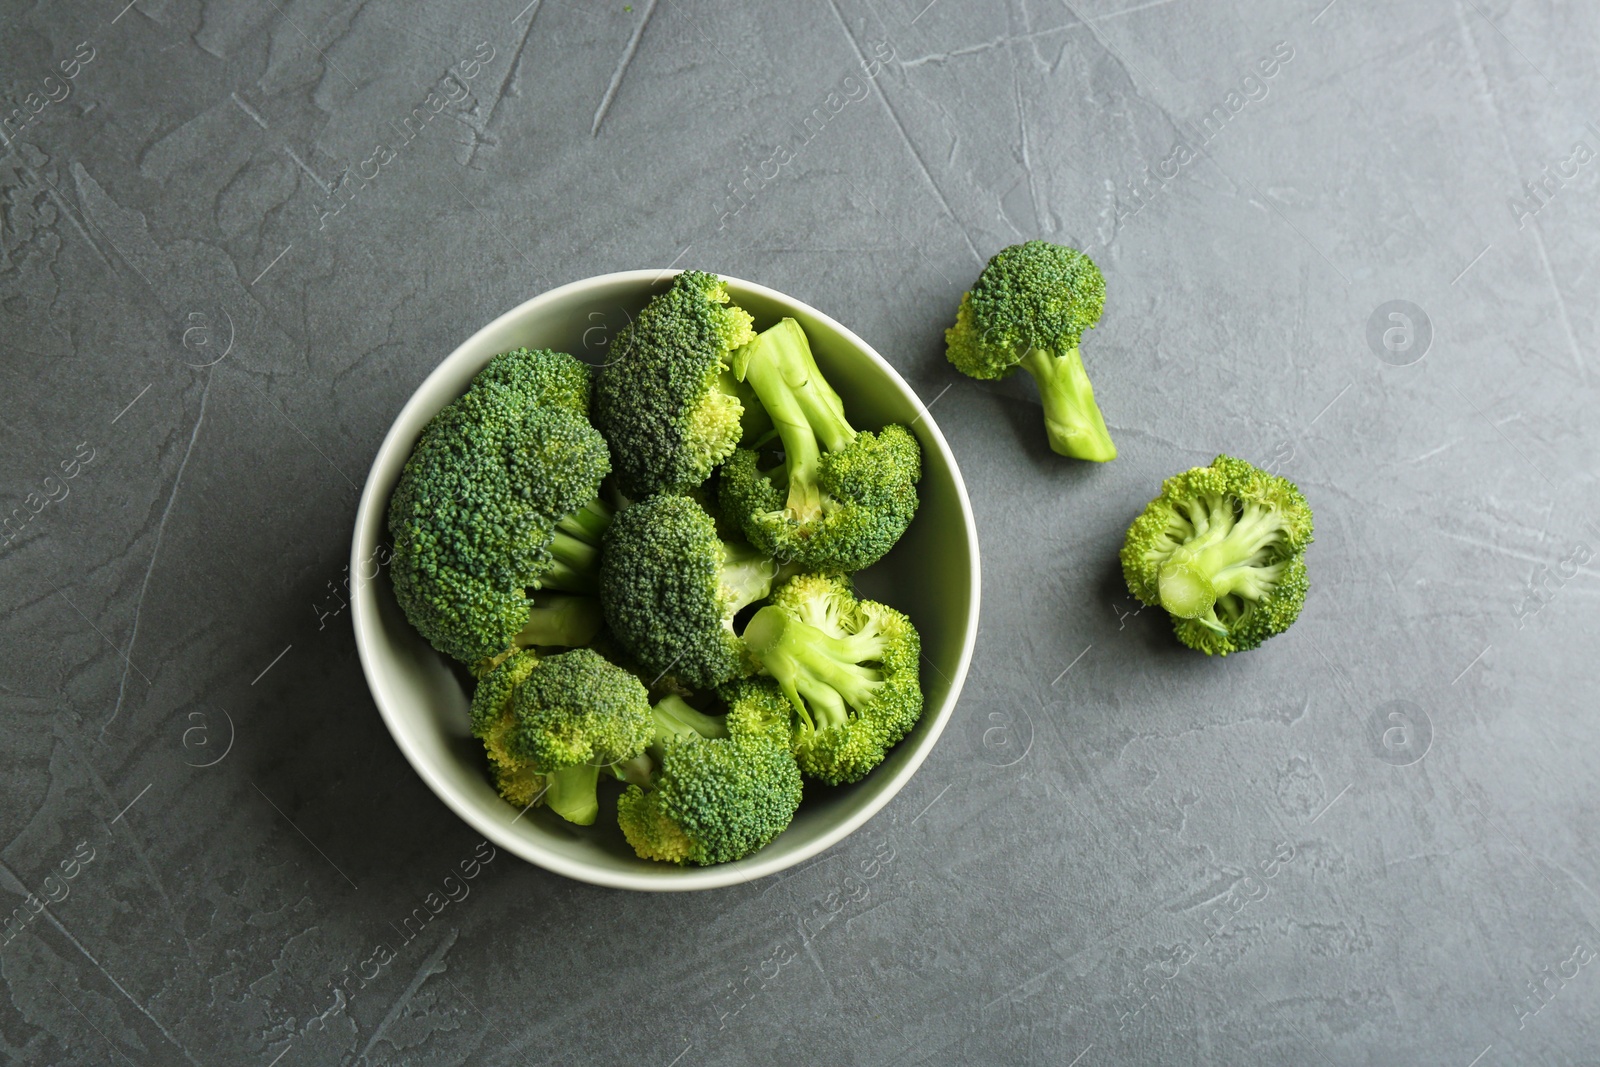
[{"xmin": 1, "ymin": 0, "xmax": 1597, "ymax": 1062}]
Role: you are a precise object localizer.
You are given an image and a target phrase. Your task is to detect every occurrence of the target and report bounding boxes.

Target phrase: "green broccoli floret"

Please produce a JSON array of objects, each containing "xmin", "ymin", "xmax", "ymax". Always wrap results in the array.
[
  {"xmin": 469, "ymin": 346, "xmax": 593, "ymax": 416},
  {"xmin": 720, "ymin": 676, "xmax": 799, "ymax": 750},
  {"xmin": 512, "ymin": 648, "xmax": 654, "ymax": 824},
  {"xmin": 468, "ymin": 650, "xmax": 547, "ymax": 809},
  {"xmin": 470, "ymin": 648, "xmax": 653, "ymax": 824},
  {"xmin": 741, "ymin": 573, "xmax": 923, "ymax": 785},
  {"xmin": 387, "ymin": 350, "xmax": 614, "ymax": 668},
  {"xmin": 600, "ymin": 493, "xmax": 778, "ymax": 689},
  {"xmin": 617, "ymin": 694, "xmax": 802, "ymax": 865},
  {"xmin": 1120, "ymin": 455, "xmax": 1313, "ymax": 655},
  {"xmin": 592, "ymin": 270, "xmax": 756, "ymax": 498},
  {"xmin": 945, "ymin": 240, "xmax": 1116, "ymax": 462},
  {"xmin": 719, "ymin": 318, "xmax": 922, "ymax": 572}
]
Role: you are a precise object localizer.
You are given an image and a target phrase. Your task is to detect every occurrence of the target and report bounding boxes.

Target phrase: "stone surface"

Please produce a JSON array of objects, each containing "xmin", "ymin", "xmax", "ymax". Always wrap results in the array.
[{"xmin": 2, "ymin": 0, "xmax": 1598, "ymax": 1063}]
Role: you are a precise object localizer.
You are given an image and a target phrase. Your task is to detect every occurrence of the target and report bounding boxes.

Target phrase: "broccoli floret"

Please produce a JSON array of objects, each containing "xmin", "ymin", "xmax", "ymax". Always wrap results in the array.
[
  {"xmin": 945, "ymin": 241, "xmax": 1116, "ymax": 462},
  {"xmin": 600, "ymin": 493, "xmax": 777, "ymax": 689},
  {"xmin": 1120, "ymin": 455, "xmax": 1313, "ymax": 655},
  {"xmin": 468, "ymin": 650, "xmax": 547, "ymax": 809},
  {"xmin": 741, "ymin": 574, "xmax": 923, "ymax": 785},
  {"xmin": 720, "ymin": 676, "xmax": 799, "ymax": 750},
  {"xmin": 592, "ymin": 271, "xmax": 756, "ymax": 498},
  {"xmin": 511, "ymin": 648, "xmax": 654, "ymax": 824},
  {"xmin": 470, "ymin": 648, "xmax": 652, "ymax": 824},
  {"xmin": 617, "ymin": 694, "xmax": 802, "ymax": 865},
  {"xmin": 470, "ymin": 346, "xmax": 593, "ymax": 416},
  {"xmin": 719, "ymin": 318, "xmax": 922, "ymax": 572},
  {"xmin": 387, "ymin": 354, "xmax": 614, "ymax": 667}
]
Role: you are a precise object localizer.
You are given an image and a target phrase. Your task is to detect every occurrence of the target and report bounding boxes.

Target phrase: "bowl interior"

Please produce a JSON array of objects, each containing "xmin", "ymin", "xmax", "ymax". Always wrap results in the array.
[{"xmin": 352, "ymin": 271, "xmax": 979, "ymax": 890}]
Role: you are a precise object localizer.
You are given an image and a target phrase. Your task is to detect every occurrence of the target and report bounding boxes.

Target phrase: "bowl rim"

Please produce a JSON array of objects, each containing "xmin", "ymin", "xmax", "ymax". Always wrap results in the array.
[{"xmin": 350, "ymin": 269, "xmax": 981, "ymax": 891}]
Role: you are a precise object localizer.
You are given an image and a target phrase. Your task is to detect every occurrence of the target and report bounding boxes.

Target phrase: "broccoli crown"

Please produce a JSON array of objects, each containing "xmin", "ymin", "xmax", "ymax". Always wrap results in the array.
[
  {"xmin": 387, "ymin": 375, "xmax": 612, "ymax": 665},
  {"xmin": 469, "ymin": 648, "xmax": 537, "ymax": 741},
  {"xmin": 600, "ymin": 494, "xmax": 775, "ymax": 689},
  {"xmin": 468, "ymin": 650, "xmax": 547, "ymax": 809},
  {"xmin": 720, "ymin": 424, "xmax": 922, "ymax": 573},
  {"xmin": 944, "ymin": 240, "xmax": 1105, "ymax": 380},
  {"xmin": 722, "ymin": 318, "xmax": 922, "ymax": 571},
  {"xmin": 509, "ymin": 648, "xmax": 654, "ymax": 771},
  {"xmin": 742, "ymin": 573, "xmax": 923, "ymax": 785},
  {"xmin": 721, "ymin": 676, "xmax": 798, "ymax": 750},
  {"xmin": 617, "ymin": 696, "xmax": 802, "ymax": 866},
  {"xmin": 1120, "ymin": 454, "xmax": 1313, "ymax": 655},
  {"xmin": 593, "ymin": 270, "xmax": 756, "ymax": 498},
  {"xmin": 470, "ymin": 347, "xmax": 593, "ymax": 417},
  {"xmin": 508, "ymin": 405, "xmax": 615, "ymax": 525}
]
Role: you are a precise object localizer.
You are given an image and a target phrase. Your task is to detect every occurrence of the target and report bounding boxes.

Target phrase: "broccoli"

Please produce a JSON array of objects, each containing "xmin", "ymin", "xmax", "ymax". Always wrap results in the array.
[
  {"xmin": 592, "ymin": 270, "xmax": 756, "ymax": 498},
  {"xmin": 469, "ymin": 345, "xmax": 593, "ymax": 415},
  {"xmin": 468, "ymin": 650, "xmax": 546, "ymax": 809},
  {"xmin": 470, "ymin": 648, "xmax": 653, "ymax": 825},
  {"xmin": 600, "ymin": 493, "xmax": 778, "ymax": 689},
  {"xmin": 719, "ymin": 318, "xmax": 922, "ymax": 572},
  {"xmin": 720, "ymin": 675, "xmax": 799, "ymax": 750},
  {"xmin": 720, "ymin": 367, "xmax": 774, "ymax": 445},
  {"xmin": 945, "ymin": 240, "xmax": 1116, "ymax": 462},
  {"xmin": 617, "ymin": 693, "xmax": 802, "ymax": 865},
  {"xmin": 387, "ymin": 347, "xmax": 614, "ymax": 668},
  {"xmin": 741, "ymin": 573, "xmax": 922, "ymax": 785},
  {"xmin": 1120, "ymin": 455, "xmax": 1313, "ymax": 655}
]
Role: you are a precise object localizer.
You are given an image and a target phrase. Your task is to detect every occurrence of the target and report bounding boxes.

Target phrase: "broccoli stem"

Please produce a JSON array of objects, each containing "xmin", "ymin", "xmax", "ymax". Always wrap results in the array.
[
  {"xmin": 557, "ymin": 498, "xmax": 613, "ymax": 543},
  {"xmin": 718, "ymin": 368, "xmax": 774, "ymax": 445},
  {"xmin": 473, "ymin": 593, "xmax": 603, "ymax": 675},
  {"xmin": 544, "ymin": 543, "xmax": 601, "ymax": 591},
  {"xmin": 549, "ymin": 528, "xmax": 598, "ymax": 571},
  {"xmin": 637, "ymin": 695, "xmax": 729, "ymax": 772},
  {"xmin": 1158, "ymin": 550, "xmax": 1217, "ymax": 620},
  {"xmin": 744, "ymin": 353, "xmax": 821, "ymax": 521},
  {"xmin": 737, "ymin": 319, "xmax": 856, "ymax": 521},
  {"xmin": 1018, "ymin": 347, "xmax": 1116, "ymax": 462},
  {"xmin": 541, "ymin": 530, "xmax": 600, "ymax": 593},
  {"xmin": 787, "ymin": 322, "xmax": 855, "ymax": 453},
  {"xmin": 1158, "ymin": 504, "xmax": 1286, "ymax": 624},
  {"xmin": 721, "ymin": 540, "xmax": 777, "ymax": 619},
  {"xmin": 536, "ymin": 498, "xmax": 611, "ymax": 594},
  {"xmin": 654, "ymin": 695, "xmax": 728, "ymax": 741},
  {"xmin": 515, "ymin": 593, "xmax": 603, "ymax": 648},
  {"xmin": 1196, "ymin": 506, "xmax": 1284, "ymax": 592},
  {"xmin": 610, "ymin": 752, "xmax": 654, "ymax": 788},
  {"xmin": 542, "ymin": 763, "xmax": 600, "ymax": 826},
  {"xmin": 742, "ymin": 605, "xmax": 882, "ymax": 732}
]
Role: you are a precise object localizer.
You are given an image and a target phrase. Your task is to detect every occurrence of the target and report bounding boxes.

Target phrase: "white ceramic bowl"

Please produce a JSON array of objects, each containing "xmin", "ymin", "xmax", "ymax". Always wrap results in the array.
[{"xmin": 351, "ymin": 270, "xmax": 980, "ymax": 891}]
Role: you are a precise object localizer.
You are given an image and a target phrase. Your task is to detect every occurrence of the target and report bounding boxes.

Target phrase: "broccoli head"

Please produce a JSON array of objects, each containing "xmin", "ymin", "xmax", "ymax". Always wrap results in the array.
[
  {"xmin": 469, "ymin": 346, "xmax": 593, "ymax": 416},
  {"xmin": 592, "ymin": 270, "xmax": 756, "ymax": 498},
  {"xmin": 719, "ymin": 318, "xmax": 922, "ymax": 572},
  {"xmin": 468, "ymin": 650, "xmax": 546, "ymax": 809},
  {"xmin": 470, "ymin": 648, "xmax": 652, "ymax": 825},
  {"xmin": 617, "ymin": 694, "xmax": 802, "ymax": 865},
  {"xmin": 945, "ymin": 241, "xmax": 1116, "ymax": 462},
  {"xmin": 600, "ymin": 493, "xmax": 777, "ymax": 689},
  {"xmin": 720, "ymin": 675, "xmax": 799, "ymax": 750},
  {"xmin": 1120, "ymin": 454, "xmax": 1313, "ymax": 655},
  {"xmin": 741, "ymin": 573, "xmax": 923, "ymax": 785},
  {"xmin": 387, "ymin": 353, "xmax": 614, "ymax": 667}
]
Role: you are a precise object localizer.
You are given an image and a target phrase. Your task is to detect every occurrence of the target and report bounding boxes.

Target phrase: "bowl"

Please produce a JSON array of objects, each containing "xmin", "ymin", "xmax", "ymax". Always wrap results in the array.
[{"xmin": 350, "ymin": 270, "xmax": 980, "ymax": 891}]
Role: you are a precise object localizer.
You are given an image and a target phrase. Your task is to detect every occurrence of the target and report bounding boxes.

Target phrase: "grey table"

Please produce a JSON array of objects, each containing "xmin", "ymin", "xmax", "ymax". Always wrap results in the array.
[{"xmin": 2, "ymin": 0, "xmax": 1596, "ymax": 1063}]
